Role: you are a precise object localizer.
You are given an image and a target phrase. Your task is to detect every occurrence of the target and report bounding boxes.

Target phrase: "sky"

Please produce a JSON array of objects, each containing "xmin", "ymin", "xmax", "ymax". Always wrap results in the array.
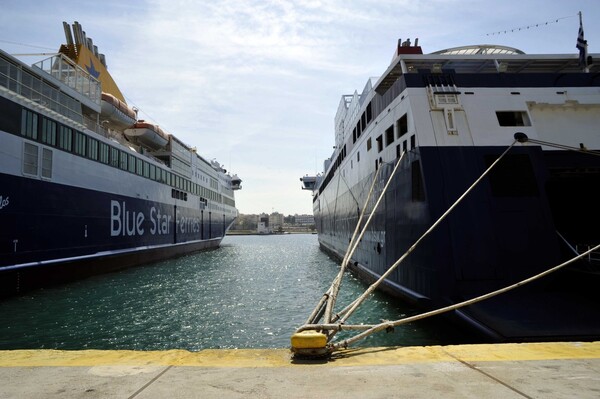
[{"xmin": 1, "ymin": 0, "xmax": 599, "ymax": 215}]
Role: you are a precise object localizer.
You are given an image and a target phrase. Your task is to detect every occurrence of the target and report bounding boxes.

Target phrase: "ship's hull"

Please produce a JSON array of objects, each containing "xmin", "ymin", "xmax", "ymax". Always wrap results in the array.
[
  {"xmin": 0, "ymin": 93, "xmax": 237, "ymax": 299},
  {"xmin": 0, "ymin": 171, "xmax": 234, "ymax": 297},
  {"xmin": 314, "ymin": 145, "xmax": 600, "ymax": 341}
]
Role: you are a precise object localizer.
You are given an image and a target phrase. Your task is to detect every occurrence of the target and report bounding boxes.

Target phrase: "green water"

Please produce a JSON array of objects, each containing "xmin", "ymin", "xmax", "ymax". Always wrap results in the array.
[{"xmin": 0, "ymin": 234, "xmax": 470, "ymax": 350}]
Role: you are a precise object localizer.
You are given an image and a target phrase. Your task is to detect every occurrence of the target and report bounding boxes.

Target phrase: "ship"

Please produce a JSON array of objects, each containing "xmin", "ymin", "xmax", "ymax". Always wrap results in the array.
[
  {"xmin": 0, "ymin": 22, "xmax": 241, "ymax": 298},
  {"xmin": 301, "ymin": 38, "xmax": 600, "ymax": 341}
]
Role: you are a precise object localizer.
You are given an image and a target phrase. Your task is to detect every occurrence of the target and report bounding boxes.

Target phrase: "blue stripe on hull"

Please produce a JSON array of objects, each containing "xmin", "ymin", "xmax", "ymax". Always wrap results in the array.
[
  {"xmin": 0, "ymin": 173, "xmax": 234, "ymax": 297},
  {"xmin": 314, "ymin": 145, "xmax": 600, "ymax": 341}
]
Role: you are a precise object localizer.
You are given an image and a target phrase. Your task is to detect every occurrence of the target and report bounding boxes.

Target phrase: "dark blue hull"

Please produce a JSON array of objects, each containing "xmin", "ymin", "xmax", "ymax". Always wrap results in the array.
[
  {"xmin": 0, "ymin": 172, "xmax": 234, "ymax": 297},
  {"xmin": 314, "ymin": 145, "xmax": 600, "ymax": 341}
]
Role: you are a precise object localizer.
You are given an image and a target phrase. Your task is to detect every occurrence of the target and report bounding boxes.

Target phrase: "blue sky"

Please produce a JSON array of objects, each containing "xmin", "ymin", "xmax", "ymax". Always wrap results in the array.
[{"xmin": 2, "ymin": 0, "xmax": 599, "ymax": 215}]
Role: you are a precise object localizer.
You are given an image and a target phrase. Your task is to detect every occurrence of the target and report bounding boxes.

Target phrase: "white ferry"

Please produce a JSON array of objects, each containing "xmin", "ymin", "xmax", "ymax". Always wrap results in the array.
[{"xmin": 0, "ymin": 22, "xmax": 241, "ymax": 297}]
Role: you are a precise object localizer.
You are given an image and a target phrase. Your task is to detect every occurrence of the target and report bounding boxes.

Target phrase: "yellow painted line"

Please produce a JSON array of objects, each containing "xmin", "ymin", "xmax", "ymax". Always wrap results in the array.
[
  {"xmin": 444, "ymin": 341, "xmax": 600, "ymax": 362},
  {"xmin": 0, "ymin": 342, "xmax": 598, "ymax": 368}
]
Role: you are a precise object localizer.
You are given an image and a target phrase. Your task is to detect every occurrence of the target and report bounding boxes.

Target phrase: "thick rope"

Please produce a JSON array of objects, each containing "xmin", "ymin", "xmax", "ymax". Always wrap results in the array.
[
  {"xmin": 335, "ymin": 139, "xmax": 518, "ymax": 325},
  {"xmin": 305, "ymin": 166, "xmax": 383, "ymax": 326},
  {"xmin": 324, "ymin": 152, "xmax": 406, "ymax": 324},
  {"xmin": 330, "ymin": 241, "xmax": 600, "ymax": 350}
]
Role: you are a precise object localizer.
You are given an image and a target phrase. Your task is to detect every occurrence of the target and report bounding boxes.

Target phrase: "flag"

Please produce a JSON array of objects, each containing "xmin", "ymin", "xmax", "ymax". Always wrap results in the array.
[{"xmin": 576, "ymin": 14, "xmax": 588, "ymax": 67}]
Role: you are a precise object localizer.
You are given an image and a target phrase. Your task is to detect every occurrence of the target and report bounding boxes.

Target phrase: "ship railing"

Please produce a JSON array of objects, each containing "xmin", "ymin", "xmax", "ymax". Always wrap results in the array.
[
  {"xmin": 0, "ymin": 52, "xmax": 84, "ymax": 123},
  {"xmin": 83, "ymin": 115, "xmax": 110, "ymax": 139},
  {"xmin": 33, "ymin": 53, "xmax": 101, "ymax": 106}
]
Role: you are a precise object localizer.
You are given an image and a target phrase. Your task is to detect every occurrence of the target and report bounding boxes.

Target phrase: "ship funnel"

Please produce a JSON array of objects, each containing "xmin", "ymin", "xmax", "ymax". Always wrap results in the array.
[{"xmin": 63, "ymin": 22, "xmax": 74, "ymax": 46}]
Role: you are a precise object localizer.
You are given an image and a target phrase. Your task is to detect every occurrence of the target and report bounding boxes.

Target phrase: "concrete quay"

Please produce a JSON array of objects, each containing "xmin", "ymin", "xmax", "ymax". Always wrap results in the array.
[{"xmin": 0, "ymin": 342, "xmax": 599, "ymax": 398}]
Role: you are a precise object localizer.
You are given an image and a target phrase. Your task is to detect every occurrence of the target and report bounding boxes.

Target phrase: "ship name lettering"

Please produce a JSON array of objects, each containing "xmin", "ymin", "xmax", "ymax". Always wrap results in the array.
[
  {"xmin": 150, "ymin": 206, "xmax": 171, "ymax": 235},
  {"xmin": 176, "ymin": 210, "xmax": 200, "ymax": 234},
  {"xmin": 110, "ymin": 200, "xmax": 145, "ymax": 237},
  {"xmin": 0, "ymin": 196, "xmax": 8, "ymax": 210}
]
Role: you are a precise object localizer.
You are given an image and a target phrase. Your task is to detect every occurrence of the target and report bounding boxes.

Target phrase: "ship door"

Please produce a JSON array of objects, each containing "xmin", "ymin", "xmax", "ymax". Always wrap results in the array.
[
  {"xmin": 201, "ymin": 210, "xmax": 204, "ymax": 240},
  {"xmin": 428, "ymin": 90, "xmax": 474, "ymax": 146}
]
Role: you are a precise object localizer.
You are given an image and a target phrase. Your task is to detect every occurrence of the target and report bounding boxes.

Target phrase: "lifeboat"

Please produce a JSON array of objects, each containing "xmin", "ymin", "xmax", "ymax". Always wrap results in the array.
[
  {"xmin": 124, "ymin": 120, "xmax": 169, "ymax": 149},
  {"xmin": 100, "ymin": 92, "xmax": 137, "ymax": 128}
]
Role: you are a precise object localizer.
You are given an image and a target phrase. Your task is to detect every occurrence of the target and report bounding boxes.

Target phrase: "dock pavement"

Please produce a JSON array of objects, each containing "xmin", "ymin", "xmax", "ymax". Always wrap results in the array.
[{"xmin": 0, "ymin": 341, "xmax": 599, "ymax": 398}]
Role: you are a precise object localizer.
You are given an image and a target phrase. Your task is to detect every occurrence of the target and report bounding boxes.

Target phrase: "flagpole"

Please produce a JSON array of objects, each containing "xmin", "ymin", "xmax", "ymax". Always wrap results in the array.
[{"xmin": 577, "ymin": 10, "xmax": 589, "ymax": 72}]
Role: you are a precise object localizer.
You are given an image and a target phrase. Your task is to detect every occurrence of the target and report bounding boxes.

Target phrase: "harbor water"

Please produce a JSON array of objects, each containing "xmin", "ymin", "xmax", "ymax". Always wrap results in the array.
[{"xmin": 0, "ymin": 234, "xmax": 476, "ymax": 351}]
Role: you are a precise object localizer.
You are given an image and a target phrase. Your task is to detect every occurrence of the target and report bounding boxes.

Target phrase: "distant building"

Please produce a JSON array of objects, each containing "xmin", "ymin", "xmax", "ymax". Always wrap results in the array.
[
  {"xmin": 257, "ymin": 213, "xmax": 271, "ymax": 234},
  {"xmin": 295, "ymin": 214, "xmax": 314, "ymax": 226},
  {"xmin": 269, "ymin": 212, "xmax": 284, "ymax": 231}
]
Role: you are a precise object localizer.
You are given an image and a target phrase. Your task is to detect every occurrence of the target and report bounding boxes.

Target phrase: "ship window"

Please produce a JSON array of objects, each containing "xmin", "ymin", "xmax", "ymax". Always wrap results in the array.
[
  {"xmin": 110, "ymin": 147, "xmax": 120, "ymax": 167},
  {"xmin": 485, "ymin": 154, "xmax": 539, "ymax": 197},
  {"xmin": 74, "ymin": 131, "xmax": 86, "ymax": 156},
  {"xmin": 150, "ymin": 164, "xmax": 156, "ymax": 180},
  {"xmin": 41, "ymin": 148, "xmax": 52, "ymax": 179},
  {"xmin": 143, "ymin": 161, "xmax": 150, "ymax": 178},
  {"xmin": 119, "ymin": 150, "xmax": 128, "ymax": 170},
  {"xmin": 128, "ymin": 154, "xmax": 136, "ymax": 173},
  {"xmin": 353, "ymin": 127, "xmax": 357, "ymax": 143},
  {"xmin": 403, "ymin": 140, "xmax": 407, "ymax": 152},
  {"xmin": 21, "ymin": 109, "xmax": 38, "ymax": 140},
  {"xmin": 496, "ymin": 111, "xmax": 531, "ymax": 127},
  {"xmin": 367, "ymin": 137, "xmax": 372, "ymax": 151},
  {"xmin": 357, "ymin": 151, "xmax": 360, "ymax": 162},
  {"xmin": 99, "ymin": 142, "xmax": 109, "ymax": 164},
  {"xmin": 87, "ymin": 138, "xmax": 99, "ymax": 160},
  {"xmin": 136, "ymin": 158, "xmax": 143, "ymax": 175},
  {"xmin": 397, "ymin": 114, "xmax": 408, "ymax": 138},
  {"xmin": 376, "ymin": 135, "xmax": 383, "ymax": 153},
  {"xmin": 22, "ymin": 142, "xmax": 38, "ymax": 176},
  {"xmin": 410, "ymin": 135, "xmax": 416, "ymax": 149},
  {"xmin": 41, "ymin": 118, "xmax": 56, "ymax": 146},
  {"xmin": 361, "ymin": 113, "xmax": 366, "ymax": 132},
  {"xmin": 366, "ymin": 102, "xmax": 372, "ymax": 124},
  {"xmin": 411, "ymin": 160, "xmax": 425, "ymax": 201},
  {"xmin": 58, "ymin": 126, "xmax": 72, "ymax": 152},
  {"xmin": 385, "ymin": 125, "xmax": 394, "ymax": 147}
]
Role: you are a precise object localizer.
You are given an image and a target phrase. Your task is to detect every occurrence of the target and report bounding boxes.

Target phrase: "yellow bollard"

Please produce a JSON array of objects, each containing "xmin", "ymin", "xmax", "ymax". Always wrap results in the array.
[{"xmin": 291, "ymin": 330, "xmax": 327, "ymax": 349}]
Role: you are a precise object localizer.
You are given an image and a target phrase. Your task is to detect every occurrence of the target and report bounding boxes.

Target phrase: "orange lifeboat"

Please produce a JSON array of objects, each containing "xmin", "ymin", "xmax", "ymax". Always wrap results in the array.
[
  {"xmin": 124, "ymin": 120, "xmax": 169, "ymax": 149},
  {"xmin": 100, "ymin": 92, "xmax": 137, "ymax": 128}
]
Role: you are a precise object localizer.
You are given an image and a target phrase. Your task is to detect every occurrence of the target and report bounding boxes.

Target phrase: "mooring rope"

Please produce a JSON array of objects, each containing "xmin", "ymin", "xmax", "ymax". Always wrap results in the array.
[
  {"xmin": 304, "ymin": 164, "xmax": 384, "ymax": 326},
  {"xmin": 330, "ymin": 139, "xmax": 519, "ymax": 330},
  {"xmin": 323, "ymin": 152, "xmax": 406, "ymax": 325},
  {"xmin": 524, "ymin": 137, "xmax": 600, "ymax": 157},
  {"xmin": 298, "ymin": 138, "xmax": 516, "ymax": 343},
  {"xmin": 328, "ymin": 241, "xmax": 600, "ymax": 350},
  {"xmin": 294, "ymin": 133, "xmax": 600, "ymax": 354}
]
